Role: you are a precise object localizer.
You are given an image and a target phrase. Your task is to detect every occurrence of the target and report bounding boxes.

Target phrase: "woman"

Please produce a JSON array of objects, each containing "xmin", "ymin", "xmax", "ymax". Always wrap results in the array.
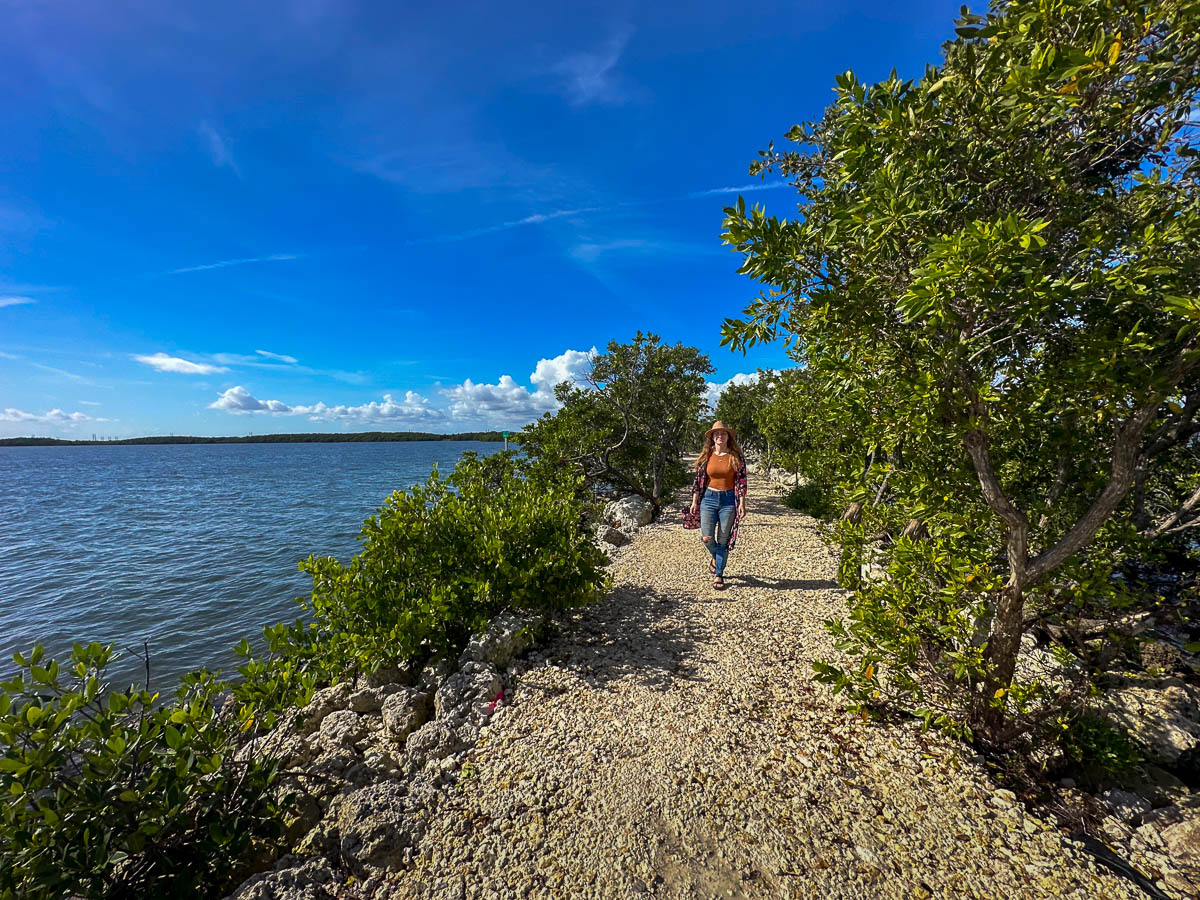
[{"xmin": 688, "ymin": 421, "xmax": 747, "ymax": 590}]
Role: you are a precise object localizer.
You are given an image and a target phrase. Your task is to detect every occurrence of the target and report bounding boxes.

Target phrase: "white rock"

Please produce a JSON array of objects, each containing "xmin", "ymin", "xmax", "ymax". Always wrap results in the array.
[
  {"xmin": 604, "ymin": 495, "xmax": 654, "ymax": 530},
  {"xmin": 459, "ymin": 611, "xmax": 537, "ymax": 669}
]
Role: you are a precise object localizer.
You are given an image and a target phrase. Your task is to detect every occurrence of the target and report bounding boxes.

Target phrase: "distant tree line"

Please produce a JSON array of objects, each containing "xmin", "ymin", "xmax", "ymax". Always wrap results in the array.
[{"xmin": 0, "ymin": 431, "xmax": 505, "ymax": 447}]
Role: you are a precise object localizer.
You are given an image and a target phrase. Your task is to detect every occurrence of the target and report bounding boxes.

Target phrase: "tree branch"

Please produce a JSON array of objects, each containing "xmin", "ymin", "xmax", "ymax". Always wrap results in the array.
[{"xmin": 1030, "ymin": 353, "xmax": 1197, "ymax": 581}]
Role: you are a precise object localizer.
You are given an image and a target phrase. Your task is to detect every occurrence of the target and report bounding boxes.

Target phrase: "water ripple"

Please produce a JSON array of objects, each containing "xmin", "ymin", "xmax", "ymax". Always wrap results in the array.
[{"xmin": 0, "ymin": 442, "xmax": 499, "ymax": 687}]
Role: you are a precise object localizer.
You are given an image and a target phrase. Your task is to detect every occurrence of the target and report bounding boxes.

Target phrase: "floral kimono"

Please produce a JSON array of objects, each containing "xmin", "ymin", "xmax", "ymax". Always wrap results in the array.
[{"xmin": 683, "ymin": 460, "xmax": 748, "ymax": 551}]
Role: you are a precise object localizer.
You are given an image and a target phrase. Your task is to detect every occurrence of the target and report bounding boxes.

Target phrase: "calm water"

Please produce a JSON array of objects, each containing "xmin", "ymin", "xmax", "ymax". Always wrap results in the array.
[{"xmin": 0, "ymin": 442, "xmax": 502, "ymax": 689}]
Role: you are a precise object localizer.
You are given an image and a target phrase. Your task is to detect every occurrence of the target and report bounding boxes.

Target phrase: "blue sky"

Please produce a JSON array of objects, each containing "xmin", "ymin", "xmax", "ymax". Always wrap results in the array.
[{"xmin": 1, "ymin": 0, "xmax": 963, "ymax": 437}]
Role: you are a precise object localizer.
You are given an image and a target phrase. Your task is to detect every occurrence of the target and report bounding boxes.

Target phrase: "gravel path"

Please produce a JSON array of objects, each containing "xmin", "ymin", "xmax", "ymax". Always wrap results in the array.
[{"xmin": 381, "ymin": 489, "xmax": 1147, "ymax": 899}]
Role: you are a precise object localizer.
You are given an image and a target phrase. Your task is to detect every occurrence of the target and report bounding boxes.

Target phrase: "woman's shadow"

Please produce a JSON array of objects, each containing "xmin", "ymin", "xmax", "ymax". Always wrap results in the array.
[{"xmin": 729, "ymin": 573, "xmax": 841, "ymax": 592}]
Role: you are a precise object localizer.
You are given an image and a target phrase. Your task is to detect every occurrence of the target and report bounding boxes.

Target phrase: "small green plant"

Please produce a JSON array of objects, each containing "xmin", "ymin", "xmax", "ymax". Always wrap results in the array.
[
  {"xmin": 1056, "ymin": 711, "xmax": 1143, "ymax": 784},
  {"xmin": 782, "ymin": 482, "xmax": 836, "ymax": 519}
]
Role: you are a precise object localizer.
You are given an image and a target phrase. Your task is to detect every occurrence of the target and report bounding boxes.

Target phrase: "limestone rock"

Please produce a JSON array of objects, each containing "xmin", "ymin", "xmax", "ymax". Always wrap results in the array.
[
  {"xmin": 596, "ymin": 524, "xmax": 631, "ymax": 547},
  {"xmin": 459, "ymin": 611, "xmax": 537, "ymax": 669},
  {"xmin": 1160, "ymin": 818, "xmax": 1200, "ymax": 888},
  {"xmin": 605, "ymin": 495, "xmax": 654, "ymax": 530},
  {"xmin": 224, "ymin": 854, "xmax": 337, "ymax": 900},
  {"xmin": 311, "ymin": 710, "xmax": 366, "ymax": 755},
  {"xmin": 298, "ymin": 683, "xmax": 352, "ymax": 736},
  {"xmin": 418, "ymin": 656, "xmax": 457, "ymax": 693},
  {"xmin": 381, "ymin": 687, "xmax": 432, "ymax": 742},
  {"xmin": 1099, "ymin": 678, "xmax": 1200, "ymax": 764},
  {"xmin": 404, "ymin": 721, "xmax": 467, "ymax": 773},
  {"xmin": 348, "ymin": 684, "xmax": 402, "ymax": 714},
  {"xmin": 337, "ymin": 781, "xmax": 422, "ymax": 875},
  {"xmin": 434, "ymin": 661, "xmax": 503, "ymax": 729},
  {"xmin": 1105, "ymin": 788, "xmax": 1152, "ymax": 823}
]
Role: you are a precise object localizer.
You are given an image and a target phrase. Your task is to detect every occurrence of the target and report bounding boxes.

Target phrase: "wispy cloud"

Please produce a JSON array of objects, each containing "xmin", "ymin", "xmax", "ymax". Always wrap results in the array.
[
  {"xmin": 687, "ymin": 182, "xmax": 793, "ymax": 198},
  {"xmin": 0, "ymin": 296, "xmax": 36, "ymax": 308},
  {"xmin": 199, "ymin": 121, "xmax": 241, "ymax": 177},
  {"xmin": 168, "ymin": 254, "xmax": 299, "ymax": 275},
  {"xmin": 134, "ymin": 352, "xmax": 229, "ymax": 375},
  {"xmin": 569, "ymin": 238, "xmax": 720, "ymax": 262},
  {"xmin": 423, "ymin": 181, "xmax": 792, "ymax": 244},
  {"xmin": 31, "ymin": 362, "xmax": 100, "ymax": 385},
  {"xmin": 255, "ymin": 349, "xmax": 298, "ymax": 364},
  {"xmin": 553, "ymin": 29, "xmax": 636, "ymax": 106}
]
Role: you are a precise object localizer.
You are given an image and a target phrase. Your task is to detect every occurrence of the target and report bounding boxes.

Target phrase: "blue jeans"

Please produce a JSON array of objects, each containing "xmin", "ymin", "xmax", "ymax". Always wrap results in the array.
[{"xmin": 700, "ymin": 488, "xmax": 736, "ymax": 576}]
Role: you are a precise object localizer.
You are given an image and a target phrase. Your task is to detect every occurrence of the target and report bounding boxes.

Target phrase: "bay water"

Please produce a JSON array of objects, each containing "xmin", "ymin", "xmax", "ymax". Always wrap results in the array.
[{"xmin": 0, "ymin": 441, "xmax": 503, "ymax": 689}]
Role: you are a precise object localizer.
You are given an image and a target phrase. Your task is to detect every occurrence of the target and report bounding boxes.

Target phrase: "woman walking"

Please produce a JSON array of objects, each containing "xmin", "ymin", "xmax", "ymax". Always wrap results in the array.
[{"xmin": 687, "ymin": 421, "xmax": 747, "ymax": 590}]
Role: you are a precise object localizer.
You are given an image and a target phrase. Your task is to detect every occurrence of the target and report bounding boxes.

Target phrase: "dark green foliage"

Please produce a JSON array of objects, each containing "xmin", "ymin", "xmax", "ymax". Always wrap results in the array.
[
  {"xmin": 520, "ymin": 332, "xmax": 713, "ymax": 511},
  {"xmin": 782, "ymin": 482, "xmax": 836, "ymax": 520},
  {"xmin": 1056, "ymin": 712, "xmax": 1143, "ymax": 785},
  {"xmin": 0, "ymin": 644, "xmax": 284, "ymax": 900}
]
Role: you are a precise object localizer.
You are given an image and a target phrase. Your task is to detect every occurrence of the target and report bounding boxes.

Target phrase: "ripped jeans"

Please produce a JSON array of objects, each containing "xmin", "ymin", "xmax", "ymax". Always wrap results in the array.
[{"xmin": 699, "ymin": 488, "xmax": 736, "ymax": 576}]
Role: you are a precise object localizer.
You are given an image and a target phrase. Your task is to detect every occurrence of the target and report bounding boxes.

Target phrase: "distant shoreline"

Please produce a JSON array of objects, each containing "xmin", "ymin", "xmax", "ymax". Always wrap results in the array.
[{"xmin": 0, "ymin": 431, "xmax": 507, "ymax": 447}]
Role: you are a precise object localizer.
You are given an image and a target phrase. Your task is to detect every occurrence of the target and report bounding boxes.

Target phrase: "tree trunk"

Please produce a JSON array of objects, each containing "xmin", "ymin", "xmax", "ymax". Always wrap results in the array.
[
  {"xmin": 900, "ymin": 518, "xmax": 926, "ymax": 540},
  {"xmin": 980, "ymin": 585, "xmax": 1026, "ymax": 740},
  {"xmin": 841, "ymin": 501, "xmax": 863, "ymax": 525}
]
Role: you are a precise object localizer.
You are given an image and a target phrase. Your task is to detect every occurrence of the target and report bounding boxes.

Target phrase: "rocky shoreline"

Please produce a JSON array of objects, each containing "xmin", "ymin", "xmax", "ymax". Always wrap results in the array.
[{"xmin": 225, "ymin": 477, "xmax": 1197, "ymax": 900}]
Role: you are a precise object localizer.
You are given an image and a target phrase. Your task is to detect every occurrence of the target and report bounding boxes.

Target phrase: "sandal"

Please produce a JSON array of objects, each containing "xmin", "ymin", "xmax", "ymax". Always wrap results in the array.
[
  {"xmin": 709, "ymin": 558, "xmax": 716, "ymax": 573},
  {"xmin": 713, "ymin": 577, "xmax": 726, "ymax": 591}
]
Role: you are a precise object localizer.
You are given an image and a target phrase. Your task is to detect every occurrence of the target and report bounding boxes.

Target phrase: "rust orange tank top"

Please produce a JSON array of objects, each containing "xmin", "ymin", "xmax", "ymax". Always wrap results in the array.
[{"xmin": 706, "ymin": 453, "xmax": 737, "ymax": 491}]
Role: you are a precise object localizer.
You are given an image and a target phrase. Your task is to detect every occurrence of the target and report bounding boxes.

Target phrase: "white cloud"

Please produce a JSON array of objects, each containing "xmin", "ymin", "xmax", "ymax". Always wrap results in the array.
[
  {"xmin": 442, "ymin": 376, "xmax": 557, "ymax": 420},
  {"xmin": 529, "ymin": 347, "xmax": 596, "ymax": 392},
  {"xmin": 209, "ymin": 386, "xmax": 293, "ymax": 413},
  {"xmin": 255, "ymin": 349, "xmax": 298, "ymax": 364},
  {"xmin": 1, "ymin": 407, "xmax": 109, "ymax": 424},
  {"xmin": 169, "ymin": 254, "xmax": 299, "ymax": 275},
  {"xmin": 705, "ymin": 372, "xmax": 761, "ymax": 411},
  {"xmin": 199, "ymin": 121, "xmax": 241, "ymax": 177},
  {"xmin": 554, "ymin": 30, "xmax": 635, "ymax": 106},
  {"xmin": 0, "ymin": 296, "xmax": 36, "ymax": 308},
  {"xmin": 134, "ymin": 352, "xmax": 230, "ymax": 375},
  {"xmin": 209, "ymin": 386, "xmax": 445, "ymax": 424},
  {"xmin": 207, "ymin": 347, "xmax": 597, "ymax": 429},
  {"xmin": 443, "ymin": 347, "xmax": 597, "ymax": 423}
]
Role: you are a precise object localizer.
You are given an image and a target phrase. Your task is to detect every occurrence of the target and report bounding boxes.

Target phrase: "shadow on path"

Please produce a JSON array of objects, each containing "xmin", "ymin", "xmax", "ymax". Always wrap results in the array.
[
  {"xmin": 542, "ymin": 583, "xmax": 712, "ymax": 693},
  {"xmin": 732, "ymin": 573, "xmax": 840, "ymax": 592}
]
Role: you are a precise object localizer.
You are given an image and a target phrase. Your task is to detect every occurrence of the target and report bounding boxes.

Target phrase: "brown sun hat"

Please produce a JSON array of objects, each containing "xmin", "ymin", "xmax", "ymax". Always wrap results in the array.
[{"xmin": 704, "ymin": 420, "xmax": 736, "ymax": 440}]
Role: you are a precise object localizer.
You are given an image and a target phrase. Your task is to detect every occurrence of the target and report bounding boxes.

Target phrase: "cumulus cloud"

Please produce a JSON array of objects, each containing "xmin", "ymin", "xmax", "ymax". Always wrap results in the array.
[
  {"xmin": 208, "ymin": 386, "xmax": 292, "ymax": 413},
  {"xmin": 134, "ymin": 353, "xmax": 229, "ymax": 375},
  {"xmin": 209, "ymin": 386, "xmax": 444, "ymax": 424},
  {"xmin": 442, "ymin": 347, "xmax": 597, "ymax": 423},
  {"xmin": 442, "ymin": 376, "xmax": 558, "ymax": 420},
  {"xmin": 529, "ymin": 347, "xmax": 596, "ymax": 392},
  {"xmin": 704, "ymin": 372, "xmax": 761, "ymax": 412},
  {"xmin": 1, "ymin": 407, "xmax": 108, "ymax": 424}
]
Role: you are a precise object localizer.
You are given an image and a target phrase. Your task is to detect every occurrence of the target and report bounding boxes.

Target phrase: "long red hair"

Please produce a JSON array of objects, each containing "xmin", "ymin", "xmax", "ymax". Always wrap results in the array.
[{"xmin": 696, "ymin": 428, "xmax": 745, "ymax": 473}]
